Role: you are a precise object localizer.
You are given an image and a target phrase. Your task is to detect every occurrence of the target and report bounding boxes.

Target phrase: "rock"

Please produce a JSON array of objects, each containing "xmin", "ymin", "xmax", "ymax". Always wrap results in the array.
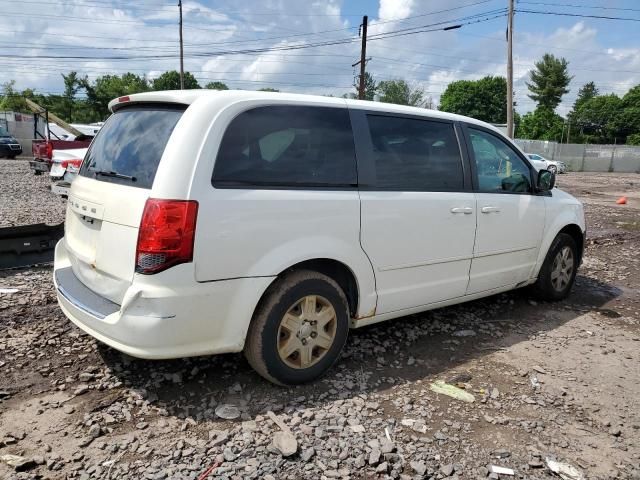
[
  {"xmin": 223, "ymin": 447, "xmax": 236, "ymax": 462},
  {"xmin": 380, "ymin": 439, "xmax": 395, "ymax": 454},
  {"xmin": 490, "ymin": 388, "xmax": 500, "ymax": 399},
  {"xmin": 410, "ymin": 461, "xmax": 427, "ymax": 475},
  {"xmin": 369, "ymin": 448, "xmax": 381, "ymax": 466},
  {"xmin": 609, "ymin": 427, "xmax": 622, "ymax": 437},
  {"xmin": 215, "ymin": 404, "xmax": 240, "ymax": 420},
  {"xmin": 376, "ymin": 462, "xmax": 389, "ymax": 473},
  {"xmin": 271, "ymin": 432, "xmax": 297, "ymax": 457},
  {"xmin": 301, "ymin": 447, "xmax": 315, "ymax": 462},
  {"xmin": 88, "ymin": 424, "xmax": 101, "ymax": 438},
  {"xmin": 440, "ymin": 463, "xmax": 454, "ymax": 477},
  {"xmin": 63, "ymin": 404, "xmax": 75, "ymax": 414},
  {"xmin": 453, "ymin": 329, "xmax": 476, "ymax": 337},
  {"xmin": 74, "ymin": 385, "xmax": 89, "ymax": 396}
]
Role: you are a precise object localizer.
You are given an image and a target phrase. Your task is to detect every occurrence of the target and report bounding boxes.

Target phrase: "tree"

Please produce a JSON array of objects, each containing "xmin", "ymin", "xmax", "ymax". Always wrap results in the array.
[
  {"xmin": 573, "ymin": 94, "xmax": 623, "ymax": 144},
  {"xmin": 152, "ymin": 71, "xmax": 200, "ymax": 90},
  {"xmin": 627, "ymin": 133, "xmax": 640, "ymax": 145},
  {"xmin": 617, "ymin": 85, "xmax": 640, "ymax": 140},
  {"xmin": 526, "ymin": 54, "xmax": 572, "ymax": 110},
  {"xmin": 62, "ymin": 71, "xmax": 81, "ymax": 121},
  {"xmin": 377, "ymin": 79, "xmax": 425, "ymax": 107},
  {"xmin": 82, "ymin": 73, "xmax": 150, "ymax": 119},
  {"xmin": 205, "ymin": 81, "xmax": 229, "ymax": 90},
  {"xmin": 353, "ymin": 72, "xmax": 377, "ymax": 101},
  {"xmin": 572, "ymin": 82, "xmax": 598, "ymax": 113},
  {"xmin": 439, "ymin": 76, "xmax": 507, "ymax": 123},
  {"xmin": 258, "ymin": 88, "xmax": 279, "ymax": 92},
  {"xmin": 0, "ymin": 80, "xmax": 28, "ymax": 112},
  {"xmin": 517, "ymin": 107, "xmax": 565, "ymax": 141}
]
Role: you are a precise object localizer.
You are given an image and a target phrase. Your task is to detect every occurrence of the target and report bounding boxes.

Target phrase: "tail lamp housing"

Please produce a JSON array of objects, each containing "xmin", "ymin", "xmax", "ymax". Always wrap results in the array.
[{"xmin": 136, "ymin": 199, "xmax": 198, "ymax": 274}]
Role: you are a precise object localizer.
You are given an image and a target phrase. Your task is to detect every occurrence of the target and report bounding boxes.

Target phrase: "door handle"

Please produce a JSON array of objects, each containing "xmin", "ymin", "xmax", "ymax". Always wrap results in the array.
[
  {"xmin": 481, "ymin": 206, "xmax": 501, "ymax": 213},
  {"xmin": 450, "ymin": 207, "xmax": 473, "ymax": 214}
]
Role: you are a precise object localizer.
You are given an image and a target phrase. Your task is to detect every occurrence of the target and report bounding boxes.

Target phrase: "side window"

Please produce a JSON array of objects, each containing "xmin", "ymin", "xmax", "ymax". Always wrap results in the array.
[
  {"xmin": 212, "ymin": 106, "xmax": 357, "ymax": 188},
  {"xmin": 366, "ymin": 115, "xmax": 464, "ymax": 191},
  {"xmin": 468, "ymin": 128, "xmax": 532, "ymax": 193}
]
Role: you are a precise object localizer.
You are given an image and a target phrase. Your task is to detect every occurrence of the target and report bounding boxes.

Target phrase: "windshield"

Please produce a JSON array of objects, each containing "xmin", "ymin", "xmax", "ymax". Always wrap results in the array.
[{"xmin": 80, "ymin": 104, "xmax": 186, "ymax": 189}]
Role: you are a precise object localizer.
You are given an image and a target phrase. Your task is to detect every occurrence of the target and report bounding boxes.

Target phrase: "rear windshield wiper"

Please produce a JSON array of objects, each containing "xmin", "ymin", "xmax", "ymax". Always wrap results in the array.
[{"xmin": 94, "ymin": 170, "xmax": 137, "ymax": 182}]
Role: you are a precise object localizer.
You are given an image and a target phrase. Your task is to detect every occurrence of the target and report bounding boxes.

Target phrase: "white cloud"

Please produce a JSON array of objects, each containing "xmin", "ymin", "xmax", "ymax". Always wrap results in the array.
[{"xmin": 1, "ymin": 2, "xmax": 638, "ymax": 118}]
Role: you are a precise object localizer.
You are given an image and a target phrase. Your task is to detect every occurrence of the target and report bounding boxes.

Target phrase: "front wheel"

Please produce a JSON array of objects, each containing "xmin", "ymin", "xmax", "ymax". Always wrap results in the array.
[
  {"xmin": 244, "ymin": 270, "xmax": 349, "ymax": 385},
  {"xmin": 547, "ymin": 165, "xmax": 557, "ymax": 174},
  {"xmin": 532, "ymin": 233, "xmax": 578, "ymax": 301}
]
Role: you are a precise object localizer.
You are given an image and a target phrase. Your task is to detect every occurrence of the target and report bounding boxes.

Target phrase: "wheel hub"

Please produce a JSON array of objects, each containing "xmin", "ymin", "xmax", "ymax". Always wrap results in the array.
[{"xmin": 277, "ymin": 295, "xmax": 337, "ymax": 369}]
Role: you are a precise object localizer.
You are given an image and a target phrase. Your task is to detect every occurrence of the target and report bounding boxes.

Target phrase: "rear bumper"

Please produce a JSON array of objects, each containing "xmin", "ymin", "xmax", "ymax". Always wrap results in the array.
[{"xmin": 54, "ymin": 240, "xmax": 274, "ymax": 359}]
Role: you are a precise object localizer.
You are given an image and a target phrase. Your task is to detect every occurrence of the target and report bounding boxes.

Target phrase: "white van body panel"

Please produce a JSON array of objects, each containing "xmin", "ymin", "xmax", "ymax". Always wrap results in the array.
[{"xmin": 53, "ymin": 90, "xmax": 585, "ymax": 360}]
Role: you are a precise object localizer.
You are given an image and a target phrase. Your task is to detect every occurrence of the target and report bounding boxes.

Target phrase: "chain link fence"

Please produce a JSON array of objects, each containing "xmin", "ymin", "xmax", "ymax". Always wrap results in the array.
[{"xmin": 514, "ymin": 139, "xmax": 640, "ymax": 173}]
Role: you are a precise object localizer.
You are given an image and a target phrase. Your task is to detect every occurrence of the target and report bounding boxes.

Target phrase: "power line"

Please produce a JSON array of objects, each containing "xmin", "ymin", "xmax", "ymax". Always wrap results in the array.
[
  {"xmin": 517, "ymin": 9, "xmax": 640, "ymax": 23},
  {"xmin": 517, "ymin": 1, "xmax": 640, "ymax": 14},
  {"xmin": 0, "ymin": 12, "xmax": 505, "ymax": 61}
]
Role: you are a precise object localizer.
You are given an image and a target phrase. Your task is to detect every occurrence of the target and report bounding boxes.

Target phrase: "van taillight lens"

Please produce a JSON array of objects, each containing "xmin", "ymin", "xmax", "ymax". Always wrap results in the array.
[
  {"xmin": 136, "ymin": 199, "xmax": 198, "ymax": 274},
  {"xmin": 46, "ymin": 142, "xmax": 53, "ymax": 160}
]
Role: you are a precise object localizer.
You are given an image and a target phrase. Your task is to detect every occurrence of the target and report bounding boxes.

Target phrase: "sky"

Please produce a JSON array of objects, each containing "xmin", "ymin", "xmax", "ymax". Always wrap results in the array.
[{"xmin": 1, "ymin": 0, "xmax": 639, "ymax": 116}]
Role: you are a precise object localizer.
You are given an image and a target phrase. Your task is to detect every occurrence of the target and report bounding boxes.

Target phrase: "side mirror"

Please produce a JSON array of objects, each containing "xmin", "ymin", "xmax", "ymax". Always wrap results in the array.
[{"xmin": 537, "ymin": 169, "xmax": 555, "ymax": 192}]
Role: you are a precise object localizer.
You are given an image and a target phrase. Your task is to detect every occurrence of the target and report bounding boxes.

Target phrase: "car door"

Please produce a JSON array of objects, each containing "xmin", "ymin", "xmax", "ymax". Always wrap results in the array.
[
  {"xmin": 464, "ymin": 125, "xmax": 546, "ymax": 295},
  {"xmin": 354, "ymin": 111, "xmax": 477, "ymax": 315}
]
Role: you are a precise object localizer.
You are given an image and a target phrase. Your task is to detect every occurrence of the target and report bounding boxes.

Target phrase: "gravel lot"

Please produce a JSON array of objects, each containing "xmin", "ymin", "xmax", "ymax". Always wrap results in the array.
[{"xmin": 1, "ymin": 160, "xmax": 639, "ymax": 480}]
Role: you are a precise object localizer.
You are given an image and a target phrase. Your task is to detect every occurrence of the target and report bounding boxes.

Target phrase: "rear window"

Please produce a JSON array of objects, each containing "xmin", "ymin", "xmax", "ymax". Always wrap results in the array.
[
  {"xmin": 212, "ymin": 106, "xmax": 357, "ymax": 188},
  {"xmin": 80, "ymin": 105, "xmax": 185, "ymax": 189}
]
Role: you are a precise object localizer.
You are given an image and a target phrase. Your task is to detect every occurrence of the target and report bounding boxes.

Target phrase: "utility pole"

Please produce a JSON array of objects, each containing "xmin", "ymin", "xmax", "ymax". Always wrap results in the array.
[
  {"xmin": 506, "ymin": 0, "xmax": 514, "ymax": 138},
  {"xmin": 358, "ymin": 15, "xmax": 368, "ymax": 100},
  {"xmin": 179, "ymin": 0, "xmax": 184, "ymax": 90}
]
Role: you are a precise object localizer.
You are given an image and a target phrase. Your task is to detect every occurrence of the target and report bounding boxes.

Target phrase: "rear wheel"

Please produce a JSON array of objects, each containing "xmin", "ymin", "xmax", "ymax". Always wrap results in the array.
[
  {"xmin": 244, "ymin": 270, "xmax": 349, "ymax": 385},
  {"xmin": 532, "ymin": 233, "xmax": 577, "ymax": 301}
]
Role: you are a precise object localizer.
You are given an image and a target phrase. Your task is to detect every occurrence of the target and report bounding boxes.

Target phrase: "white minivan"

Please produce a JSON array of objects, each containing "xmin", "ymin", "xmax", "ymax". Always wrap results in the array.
[{"xmin": 54, "ymin": 90, "xmax": 585, "ymax": 385}]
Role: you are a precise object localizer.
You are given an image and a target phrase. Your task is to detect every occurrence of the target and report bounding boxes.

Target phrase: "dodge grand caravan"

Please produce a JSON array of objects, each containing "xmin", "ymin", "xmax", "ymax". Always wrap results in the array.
[{"xmin": 54, "ymin": 90, "xmax": 585, "ymax": 385}]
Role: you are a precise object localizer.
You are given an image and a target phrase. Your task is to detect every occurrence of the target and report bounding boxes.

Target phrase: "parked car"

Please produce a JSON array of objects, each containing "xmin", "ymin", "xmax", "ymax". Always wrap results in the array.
[
  {"xmin": 50, "ymin": 148, "xmax": 87, "ymax": 197},
  {"xmin": 0, "ymin": 125, "xmax": 22, "ymax": 158},
  {"xmin": 526, "ymin": 153, "xmax": 566, "ymax": 174},
  {"xmin": 54, "ymin": 91, "xmax": 585, "ymax": 385}
]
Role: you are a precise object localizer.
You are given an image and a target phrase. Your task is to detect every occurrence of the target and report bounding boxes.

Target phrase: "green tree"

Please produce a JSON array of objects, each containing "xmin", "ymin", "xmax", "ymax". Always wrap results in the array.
[
  {"xmin": 526, "ymin": 53, "xmax": 572, "ymax": 110},
  {"xmin": 205, "ymin": 81, "xmax": 229, "ymax": 90},
  {"xmin": 377, "ymin": 79, "xmax": 425, "ymax": 107},
  {"xmin": 152, "ymin": 71, "xmax": 200, "ymax": 90},
  {"xmin": 517, "ymin": 107, "xmax": 565, "ymax": 141},
  {"xmin": 62, "ymin": 71, "xmax": 81, "ymax": 121},
  {"xmin": 573, "ymin": 94, "xmax": 623, "ymax": 144},
  {"xmin": 617, "ymin": 85, "xmax": 640, "ymax": 141},
  {"xmin": 627, "ymin": 133, "xmax": 640, "ymax": 145},
  {"xmin": 82, "ymin": 73, "xmax": 150, "ymax": 119},
  {"xmin": 258, "ymin": 88, "xmax": 279, "ymax": 92},
  {"xmin": 439, "ymin": 76, "xmax": 507, "ymax": 123},
  {"xmin": 0, "ymin": 81, "xmax": 29, "ymax": 112},
  {"xmin": 572, "ymin": 82, "xmax": 598, "ymax": 113},
  {"xmin": 353, "ymin": 72, "xmax": 377, "ymax": 101}
]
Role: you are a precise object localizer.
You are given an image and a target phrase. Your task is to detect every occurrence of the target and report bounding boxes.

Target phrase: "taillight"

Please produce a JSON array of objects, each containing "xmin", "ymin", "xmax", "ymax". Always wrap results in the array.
[
  {"xmin": 45, "ymin": 142, "xmax": 53, "ymax": 160},
  {"xmin": 61, "ymin": 159, "xmax": 82, "ymax": 169},
  {"xmin": 135, "ymin": 199, "xmax": 198, "ymax": 274}
]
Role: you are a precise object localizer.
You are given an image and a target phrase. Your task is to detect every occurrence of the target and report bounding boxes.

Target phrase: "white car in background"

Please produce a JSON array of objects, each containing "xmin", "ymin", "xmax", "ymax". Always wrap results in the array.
[
  {"xmin": 526, "ymin": 153, "xmax": 567, "ymax": 174},
  {"xmin": 50, "ymin": 148, "xmax": 87, "ymax": 197}
]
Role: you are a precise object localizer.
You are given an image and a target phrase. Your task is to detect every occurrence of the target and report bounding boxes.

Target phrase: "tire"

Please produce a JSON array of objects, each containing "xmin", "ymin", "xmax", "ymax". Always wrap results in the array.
[
  {"xmin": 244, "ymin": 270, "xmax": 350, "ymax": 385},
  {"xmin": 7, "ymin": 155, "xmax": 16, "ymax": 160},
  {"xmin": 531, "ymin": 233, "xmax": 578, "ymax": 301}
]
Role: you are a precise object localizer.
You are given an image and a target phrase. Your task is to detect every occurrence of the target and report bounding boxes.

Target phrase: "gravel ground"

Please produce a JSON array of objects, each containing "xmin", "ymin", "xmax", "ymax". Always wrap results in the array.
[
  {"xmin": 1, "ymin": 165, "xmax": 639, "ymax": 480},
  {"xmin": 0, "ymin": 161, "xmax": 66, "ymax": 228}
]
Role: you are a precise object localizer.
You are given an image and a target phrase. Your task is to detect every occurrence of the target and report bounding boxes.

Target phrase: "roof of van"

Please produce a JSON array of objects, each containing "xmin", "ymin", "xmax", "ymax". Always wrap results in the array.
[{"xmin": 108, "ymin": 89, "xmax": 500, "ymax": 133}]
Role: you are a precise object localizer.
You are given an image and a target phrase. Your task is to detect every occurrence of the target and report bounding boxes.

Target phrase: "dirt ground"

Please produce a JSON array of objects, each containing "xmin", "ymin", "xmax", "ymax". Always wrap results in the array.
[{"xmin": 0, "ymin": 161, "xmax": 639, "ymax": 480}]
